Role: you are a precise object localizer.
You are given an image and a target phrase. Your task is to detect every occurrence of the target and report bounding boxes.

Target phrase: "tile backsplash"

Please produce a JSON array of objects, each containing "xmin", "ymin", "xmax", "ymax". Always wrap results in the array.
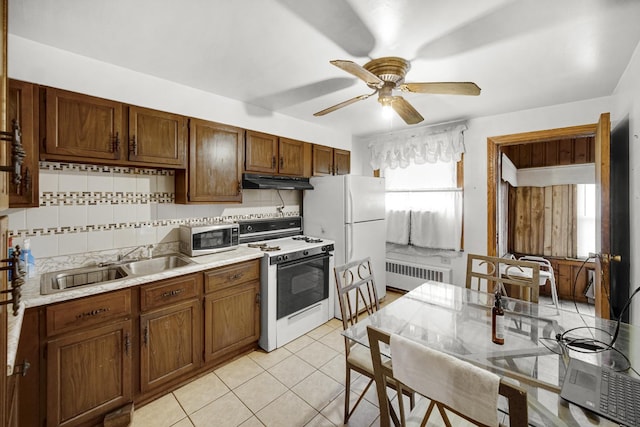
[{"xmin": 6, "ymin": 162, "xmax": 300, "ymax": 271}]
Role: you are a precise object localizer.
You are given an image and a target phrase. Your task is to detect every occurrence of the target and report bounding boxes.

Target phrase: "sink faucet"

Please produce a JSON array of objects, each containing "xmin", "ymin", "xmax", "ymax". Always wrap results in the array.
[{"xmin": 118, "ymin": 244, "xmax": 154, "ymax": 262}]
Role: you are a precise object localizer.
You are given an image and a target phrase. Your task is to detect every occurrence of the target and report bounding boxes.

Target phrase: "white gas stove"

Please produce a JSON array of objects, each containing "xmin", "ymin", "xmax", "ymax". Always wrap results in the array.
[{"xmin": 238, "ymin": 218, "xmax": 335, "ymax": 351}]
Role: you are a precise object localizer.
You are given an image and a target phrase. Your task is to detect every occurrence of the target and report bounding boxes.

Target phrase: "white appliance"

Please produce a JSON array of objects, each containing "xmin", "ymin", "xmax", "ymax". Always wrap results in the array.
[{"xmin": 303, "ymin": 175, "xmax": 386, "ymax": 317}]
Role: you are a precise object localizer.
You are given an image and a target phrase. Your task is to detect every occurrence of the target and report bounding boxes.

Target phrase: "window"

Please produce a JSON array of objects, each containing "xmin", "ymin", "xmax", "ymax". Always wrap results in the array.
[
  {"xmin": 576, "ymin": 184, "xmax": 596, "ymax": 258},
  {"xmin": 383, "ymin": 159, "xmax": 463, "ymax": 251}
]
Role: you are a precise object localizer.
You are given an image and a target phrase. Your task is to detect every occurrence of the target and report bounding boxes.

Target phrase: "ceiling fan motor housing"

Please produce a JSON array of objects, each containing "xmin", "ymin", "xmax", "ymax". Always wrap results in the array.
[{"xmin": 363, "ymin": 56, "xmax": 411, "ymax": 88}]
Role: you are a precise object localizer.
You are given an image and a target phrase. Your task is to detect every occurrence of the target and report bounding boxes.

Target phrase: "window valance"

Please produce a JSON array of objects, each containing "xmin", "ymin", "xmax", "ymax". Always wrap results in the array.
[{"xmin": 367, "ymin": 123, "xmax": 467, "ymax": 170}]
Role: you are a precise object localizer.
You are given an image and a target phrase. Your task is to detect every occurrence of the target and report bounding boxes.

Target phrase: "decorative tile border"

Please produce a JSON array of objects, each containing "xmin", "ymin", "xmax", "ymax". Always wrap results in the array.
[
  {"xmin": 39, "ymin": 161, "xmax": 175, "ymax": 176},
  {"xmin": 9, "ymin": 212, "xmax": 300, "ymax": 238},
  {"xmin": 40, "ymin": 192, "xmax": 174, "ymax": 206}
]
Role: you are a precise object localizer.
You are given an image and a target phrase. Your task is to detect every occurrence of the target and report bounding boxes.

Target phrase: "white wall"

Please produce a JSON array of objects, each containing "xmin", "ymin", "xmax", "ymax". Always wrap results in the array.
[
  {"xmin": 613, "ymin": 42, "xmax": 640, "ymax": 326},
  {"xmin": 9, "ymin": 36, "xmax": 352, "ymax": 150}
]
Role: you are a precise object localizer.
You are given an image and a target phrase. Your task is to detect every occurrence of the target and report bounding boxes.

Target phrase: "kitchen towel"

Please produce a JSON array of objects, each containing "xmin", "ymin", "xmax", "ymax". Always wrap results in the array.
[
  {"xmin": 390, "ymin": 333, "xmax": 500, "ymax": 427},
  {"xmin": 386, "ymin": 210, "xmax": 410, "ymax": 245}
]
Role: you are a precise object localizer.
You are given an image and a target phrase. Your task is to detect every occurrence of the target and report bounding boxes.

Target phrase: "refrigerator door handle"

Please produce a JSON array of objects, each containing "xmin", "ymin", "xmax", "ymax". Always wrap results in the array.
[
  {"xmin": 348, "ymin": 223, "xmax": 354, "ymax": 262},
  {"xmin": 347, "ymin": 185, "xmax": 353, "ymax": 224}
]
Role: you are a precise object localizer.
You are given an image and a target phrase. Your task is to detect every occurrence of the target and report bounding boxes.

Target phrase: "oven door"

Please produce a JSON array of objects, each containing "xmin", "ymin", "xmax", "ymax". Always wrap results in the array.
[{"xmin": 276, "ymin": 253, "xmax": 330, "ymax": 319}]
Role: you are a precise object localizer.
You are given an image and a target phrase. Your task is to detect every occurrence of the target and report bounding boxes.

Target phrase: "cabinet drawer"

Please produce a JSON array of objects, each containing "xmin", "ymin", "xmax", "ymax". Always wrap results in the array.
[
  {"xmin": 46, "ymin": 289, "xmax": 131, "ymax": 337},
  {"xmin": 140, "ymin": 274, "xmax": 201, "ymax": 311},
  {"xmin": 205, "ymin": 260, "xmax": 260, "ymax": 294}
]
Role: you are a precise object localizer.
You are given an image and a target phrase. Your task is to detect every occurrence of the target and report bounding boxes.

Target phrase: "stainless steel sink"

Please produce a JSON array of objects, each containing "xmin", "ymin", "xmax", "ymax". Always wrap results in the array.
[
  {"xmin": 40, "ymin": 254, "xmax": 194, "ymax": 295},
  {"xmin": 121, "ymin": 254, "xmax": 193, "ymax": 276},
  {"xmin": 41, "ymin": 265, "xmax": 129, "ymax": 295}
]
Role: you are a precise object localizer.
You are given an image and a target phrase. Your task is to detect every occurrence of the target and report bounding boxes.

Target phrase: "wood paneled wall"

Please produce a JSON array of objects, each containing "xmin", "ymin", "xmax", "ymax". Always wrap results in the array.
[
  {"xmin": 508, "ymin": 185, "xmax": 577, "ymax": 257},
  {"xmin": 502, "ymin": 136, "xmax": 595, "ymax": 168}
]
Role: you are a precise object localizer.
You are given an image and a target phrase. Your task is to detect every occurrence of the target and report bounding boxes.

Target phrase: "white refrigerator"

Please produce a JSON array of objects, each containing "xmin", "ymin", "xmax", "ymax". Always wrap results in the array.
[{"xmin": 303, "ymin": 175, "xmax": 386, "ymax": 317}]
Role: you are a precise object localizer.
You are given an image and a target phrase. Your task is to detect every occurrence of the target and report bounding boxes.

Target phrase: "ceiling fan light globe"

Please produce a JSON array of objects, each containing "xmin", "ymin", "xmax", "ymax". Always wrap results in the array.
[{"xmin": 381, "ymin": 104, "xmax": 394, "ymax": 119}]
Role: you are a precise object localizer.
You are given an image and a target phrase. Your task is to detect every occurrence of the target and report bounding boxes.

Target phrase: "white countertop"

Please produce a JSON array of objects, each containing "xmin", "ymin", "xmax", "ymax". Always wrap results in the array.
[{"xmin": 7, "ymin": 246, "xmax": 265, "ymax": 375}]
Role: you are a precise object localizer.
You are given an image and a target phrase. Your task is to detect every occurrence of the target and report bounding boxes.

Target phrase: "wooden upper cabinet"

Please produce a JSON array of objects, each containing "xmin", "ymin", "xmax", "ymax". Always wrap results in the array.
[
  {"xmin": 245, "ymin": 131, "xmax": 311, "ymax": 177},
  {"xmin": 245, "ymin": 130, "xmax": 278, "ymax": 174},
  {"xmin": 128, "ymin": 106, "xmax": 187, "ymax": 167},
  {"xmin": 313, "ymin": 145, "xmax": 350, "ymax": 176},
  {"xmin": 8, "ymin": 79, "xmax": 39, "ymax": 207},
  {"xmin": 334, "ymin": 148, "xmax": 350, "ymax": 175},
  {"xmin": 278, "ymin": 137, "xmax": 308, "ymax": 176},
  {"xmin": 312, "ymin": 144, "xmax": 334, "ymax": 176},
  {"xmin": 175, "ymin": 119, "xmax": 244, "ymax": 203},
  {"xmin": 44, "ymin": 87, "xmax": 124, "ymax": 161}
]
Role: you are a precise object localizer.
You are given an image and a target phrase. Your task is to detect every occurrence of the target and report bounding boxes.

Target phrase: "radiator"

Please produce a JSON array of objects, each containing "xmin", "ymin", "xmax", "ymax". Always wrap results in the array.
[{"xmin": 386, "ymin": 259, "xmax": 452, "ymax": 292}]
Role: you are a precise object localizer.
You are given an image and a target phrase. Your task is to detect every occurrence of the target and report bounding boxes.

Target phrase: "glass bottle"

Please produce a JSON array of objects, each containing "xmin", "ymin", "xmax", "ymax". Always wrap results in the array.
[{"xmin": 492, "ymin": 291, "xmax": 505, "ymax": 345}]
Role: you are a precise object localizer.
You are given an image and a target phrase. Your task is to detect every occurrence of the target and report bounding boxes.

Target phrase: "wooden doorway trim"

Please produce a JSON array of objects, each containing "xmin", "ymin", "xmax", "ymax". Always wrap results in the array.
[{"xmin": 486, "ymin": 124, "xmax": 598, "ymax": 257}]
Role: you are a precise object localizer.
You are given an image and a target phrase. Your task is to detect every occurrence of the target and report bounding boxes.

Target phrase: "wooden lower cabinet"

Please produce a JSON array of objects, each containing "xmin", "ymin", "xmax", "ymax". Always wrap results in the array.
[
  {"xmin": 204, "ymin": 281, "xmax": 260, "ymax": 363},
  {"xmin": 140, "ymin": 298, "xmax": 201, "ymax": 393},
  {"xmin": 18, "ymin": 260, "xmax": 261, "ymax": 426},
  {"xmin": 46, "ymin": 319, "xmax": 133, "ymax": 427}
]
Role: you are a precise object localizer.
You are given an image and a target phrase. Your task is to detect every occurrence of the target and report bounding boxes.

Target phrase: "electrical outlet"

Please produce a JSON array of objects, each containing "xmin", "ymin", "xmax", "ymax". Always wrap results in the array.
[{"xmin": 440, "ymin": 256, "xmax": 451, "ymax": 265}]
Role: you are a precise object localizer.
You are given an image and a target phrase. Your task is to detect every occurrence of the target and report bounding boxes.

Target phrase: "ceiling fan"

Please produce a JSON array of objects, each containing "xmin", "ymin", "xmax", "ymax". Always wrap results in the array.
[{"xmin": 314, "ymin": 56, "xmax": 481, "ymax": 125}]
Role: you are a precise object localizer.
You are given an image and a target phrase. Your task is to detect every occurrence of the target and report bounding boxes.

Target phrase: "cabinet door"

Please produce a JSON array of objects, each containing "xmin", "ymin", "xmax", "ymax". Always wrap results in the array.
[
  {"xmin": 47, "ymin": 320, "xmax": 132, "ymax": 427},
  {"xmin": 128, "ymin": 106, "xmax": 187, "ymax": 167},
  {"xmin": 245, "ymin": 130, "xmax": 277, "ymax": 173},
  {"xmin": 44, "ymin": 88, "xmax": 124, "ymax": 160},
  {"xmin": 334, "ymin": 149, "xmax": 350, "ymax": 175},
  {"xmin": 182, "ymin": 119, "xmax": 243, "ymax": 203},
  {"xmin": 140, "ymin": 299, "xmax": 201, "ymax": 393},
  {"xmin": 278, "ymin": 138, "xmax": 306, "ymax": 176},
  {"xmin": 204, "ymin": 281, "xmax": 260, "ymax": 363},
  {"xmin": 8, "ymin": 80, "xmax": 39, "ymax": 207},
  {"xmin": 312, "ymin": 144, "xmax": 334, "ymax": 176}
]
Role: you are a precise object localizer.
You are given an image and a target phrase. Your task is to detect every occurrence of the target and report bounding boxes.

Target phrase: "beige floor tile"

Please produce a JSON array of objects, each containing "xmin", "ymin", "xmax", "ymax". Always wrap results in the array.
[
  {"xmin": 173, "ymin": 371, "xmax": 230, "ymax": 415},
  {"xmin": 321, "ymin": 389, "xmax": 379, "ymax": 427},
  {"xmin": 239, "ymin": 416, "xmax": 266, "ymax": 427},
  {"xmin": 189, "ymin": 392, "xmax": 253, "ymax": 427},
  {"xmin": 292, "ymin": 370, "xmax": 343, "ymax": 411},
  {"xmin": 319, "ymin": 354, "xmax": 347, "ymax": 385},
  {"xmin": 305, "ymin": 412, "xmax": 337, "ymax": 426},
  {"xmin": 317, "ymin": 328, "xmax": 347, "ymax": 353},
  {"xmin": 215, "ymin": 355, "xmax": 265, "ymax": 389},
  {"xmin": 256, "ymin": 390, "xmax": 318, "ymax": 427},
  {"xmin": 171, "ymin": 418, "xmax": 195, "ymax": 427},
  {"xmin": 284, "ymin": 334, "xmax": 315, "ymax": 353},
  {"xmin": 268, "ymin": 354, "xmax": 316, "ymax": 388},
  {"xmin": 307, "ymin": 324, "xmax": 335, "ymax": 340},
  {"xmin": 132, "ymin": 394, "xmax": 186, "ymax": 427},
  {"xmin": 248, "ymin": 347, "xmax": 292, "ymax": 370},
  {"xmin": 324, "ymin": 318, "xmax": 343, "ymax": 330},
  {"xmin": 296, "ymin": 341, "xmax": 339, "ymax": 368},
  {"xmin": 234, "ymin": 371, "xmax": 288, "ymax": 412},
  {"xmin": 350, "ymin": 374, "xmax": 379, "ymax": 407}
]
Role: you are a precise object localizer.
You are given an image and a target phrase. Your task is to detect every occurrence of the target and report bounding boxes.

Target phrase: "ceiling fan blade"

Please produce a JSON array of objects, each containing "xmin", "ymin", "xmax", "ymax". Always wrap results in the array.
[
  {"xmin": 313, "ymin": 92, "xmax": 375, "ymax": 116},
  {"xmin": 400, "ymin": 82, "xmax": 481, "ymax": 96},
  {"xmin": 330, "ymin": 60, "xmax": 383, "ymax": 88},
  {"xmin": 391, "ymin": 96, "xmax": 424, "ymax": 125}
]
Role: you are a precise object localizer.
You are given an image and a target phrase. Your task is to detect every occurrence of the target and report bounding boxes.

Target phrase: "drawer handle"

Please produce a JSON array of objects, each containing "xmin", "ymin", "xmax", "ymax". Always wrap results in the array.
[
  {"xmin": 76, "ymin": 307, "xmax": 110, "ymax": 320},
  {"xmin": 161, "ymin": 288, "xmax": 184, "ymax": 298},
  {"xmin": 229, "ymin": 273, "xmax": 243, "ymax": 281}
]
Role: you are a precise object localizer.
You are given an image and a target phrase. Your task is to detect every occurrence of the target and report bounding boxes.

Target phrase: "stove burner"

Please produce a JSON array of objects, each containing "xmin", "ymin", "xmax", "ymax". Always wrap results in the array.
[
  {"xmin": 291, "ymin": 235, "xmax": 323, "ymax": 243},
  {"xmin": 261, "ymin": 246, "xmax": 281, "ymax": 252}
]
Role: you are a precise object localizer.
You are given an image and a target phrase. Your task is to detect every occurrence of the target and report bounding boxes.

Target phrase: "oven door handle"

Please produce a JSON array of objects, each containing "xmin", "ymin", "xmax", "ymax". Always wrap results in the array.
[{"xmin": 276, "ymin": 252, "xmax": 332, "ymax": 268}]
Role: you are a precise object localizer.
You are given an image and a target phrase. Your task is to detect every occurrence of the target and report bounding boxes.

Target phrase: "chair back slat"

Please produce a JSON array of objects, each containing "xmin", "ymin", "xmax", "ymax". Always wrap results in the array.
[
  {"xmin": 334, "ymin": 257, "xmax": 380, "ymax": 332},
  {"xmin": 466, "ymin": 254, "xmax": 540, "ymax": 303}
]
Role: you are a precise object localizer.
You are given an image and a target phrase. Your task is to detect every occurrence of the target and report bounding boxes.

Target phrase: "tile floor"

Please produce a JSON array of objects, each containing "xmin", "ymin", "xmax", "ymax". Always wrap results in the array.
[{"xmin": 131, "ymin": 291, "xmax": 594, "ymax": 427}]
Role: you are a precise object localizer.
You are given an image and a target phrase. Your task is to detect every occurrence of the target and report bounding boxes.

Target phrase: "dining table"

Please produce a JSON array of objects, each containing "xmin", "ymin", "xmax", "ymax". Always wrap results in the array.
[{"xmin": 342, "ymin": 280, "xmax": 639, "ymax": 427}]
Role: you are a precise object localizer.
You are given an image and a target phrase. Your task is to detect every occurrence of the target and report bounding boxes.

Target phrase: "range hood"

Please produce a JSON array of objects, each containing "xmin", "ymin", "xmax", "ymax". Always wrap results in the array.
[{"xmin": 242, "ymin": 173, "xmax": 313, "ymax": 190}]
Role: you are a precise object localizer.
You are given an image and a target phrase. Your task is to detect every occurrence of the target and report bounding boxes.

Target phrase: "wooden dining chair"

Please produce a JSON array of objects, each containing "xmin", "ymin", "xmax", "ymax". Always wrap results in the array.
[
  {"xmin": 334, "ymin": 258, "xmax": 414, "ymax": 424},
  {"xmin": 466, "ymin": 254, "xmax": 541, "ymax": 303},
  {"xmin": 367, "ymin": 325, "xmax": 529, "ymax": 427}
]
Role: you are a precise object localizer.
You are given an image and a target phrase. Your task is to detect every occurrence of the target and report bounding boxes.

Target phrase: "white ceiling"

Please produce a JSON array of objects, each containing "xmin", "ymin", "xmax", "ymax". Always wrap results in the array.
[{"xmin": 9, "ymin": 0, "xmax": 640, "ymax": 137}]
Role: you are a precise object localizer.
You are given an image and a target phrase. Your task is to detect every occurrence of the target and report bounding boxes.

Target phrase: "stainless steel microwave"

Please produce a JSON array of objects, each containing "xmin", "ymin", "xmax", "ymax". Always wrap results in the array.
[{"xmin": 179, "ymin": 223, "xmax": 239, "ymax": 256}]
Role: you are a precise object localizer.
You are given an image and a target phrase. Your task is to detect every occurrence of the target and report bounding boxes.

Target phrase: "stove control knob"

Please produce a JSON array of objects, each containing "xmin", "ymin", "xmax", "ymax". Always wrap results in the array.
[
  {"xmin": 247, "ymin": 225, "xmax": 253, "ymax": 231},
  {"xmin": 277, "ymin": 255, "xmax": 283, "ymax": 262},
  {"xmin": 283, "ymin": 255, "xmax": 289, "ymax": 261},
  {"xmin": 303, "ymin": 250, "xmax": 309, "ymax": 256}
]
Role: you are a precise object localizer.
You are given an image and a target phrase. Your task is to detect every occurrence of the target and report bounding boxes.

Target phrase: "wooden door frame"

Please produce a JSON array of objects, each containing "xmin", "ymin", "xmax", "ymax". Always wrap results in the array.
[{"xmin": 486, "ymin": 123, "xmax": 598, "ymax": 256}]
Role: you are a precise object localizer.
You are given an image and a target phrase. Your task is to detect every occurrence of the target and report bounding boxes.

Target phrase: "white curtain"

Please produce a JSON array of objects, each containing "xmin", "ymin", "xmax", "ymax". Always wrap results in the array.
[{"xmin": 368, "ymin": 123, "xmax": 467, "ymax": 170}]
